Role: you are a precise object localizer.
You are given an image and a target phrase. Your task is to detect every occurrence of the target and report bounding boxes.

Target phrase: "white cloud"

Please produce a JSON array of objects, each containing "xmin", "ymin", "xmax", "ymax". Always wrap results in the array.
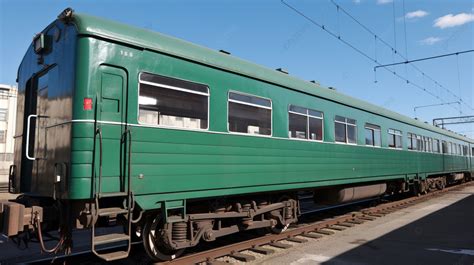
[
  {"xmin": 406, "ymin": 10, "xmax": 429, "ymax": 19},
  {"xmin": 377, "ymin": 0, "xmax": 392, "ymax": 5},
  {"xmin": 419, "ymin": 37, "xmax": 443, "ymax": 45},
  {"xmin": 434, "ymin": 13, "xmax": 474, "ymax": 29},
  {"xmin": 353, "ymin": 0, "xmax": 361, "ymax": 4}
]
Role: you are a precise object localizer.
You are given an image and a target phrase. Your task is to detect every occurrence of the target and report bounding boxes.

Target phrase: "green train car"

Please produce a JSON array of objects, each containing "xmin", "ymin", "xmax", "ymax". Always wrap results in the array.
[{"xmin": 1, "ymin": 8, "xmax": 473, "ymax": 261}]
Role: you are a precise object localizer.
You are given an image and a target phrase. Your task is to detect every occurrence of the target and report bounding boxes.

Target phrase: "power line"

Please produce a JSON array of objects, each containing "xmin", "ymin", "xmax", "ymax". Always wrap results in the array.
[
  {"xmin": 373, "ymin": 49, "xmax": 474, "ymax": 69},
  {"xmin": 280, "ymin": 0, "xmax": 461, "ymax": 113},
  {"xmin": 327, "ymin": 0, "xmax": 473, "ymax": 112}
]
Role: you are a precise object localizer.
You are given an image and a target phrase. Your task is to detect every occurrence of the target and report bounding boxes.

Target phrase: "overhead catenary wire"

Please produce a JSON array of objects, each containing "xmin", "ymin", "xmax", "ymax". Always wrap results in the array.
[
  {"xmin": 280, "ymin": 0, "xmax": 461, "ymax": 114},
  {"xmin": 373, "ymin": 50, "xmax": 474, "ymax": 69},
  {"xmin": 327, "ymin": 0, "xmax": 473, "ymax": 112}
]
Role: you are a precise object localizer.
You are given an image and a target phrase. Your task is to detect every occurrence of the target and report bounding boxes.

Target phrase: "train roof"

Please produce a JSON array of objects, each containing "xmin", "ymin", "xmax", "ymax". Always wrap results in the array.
[{"xmin": 68, "ymin": 12, "xmax": 473, "ymax": 143}]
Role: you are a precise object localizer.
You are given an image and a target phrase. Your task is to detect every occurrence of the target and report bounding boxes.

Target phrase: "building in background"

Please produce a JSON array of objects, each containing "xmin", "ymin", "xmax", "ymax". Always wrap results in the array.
[{"xmin": 0, "ymin": 84, "xmax": 17, "ymax": 189}]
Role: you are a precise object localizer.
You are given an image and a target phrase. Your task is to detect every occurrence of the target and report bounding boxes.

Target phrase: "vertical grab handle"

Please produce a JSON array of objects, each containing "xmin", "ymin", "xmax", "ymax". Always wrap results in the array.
[{"xmin": 26, "ymin": 114, "xmax": 38, "ymax": 161}]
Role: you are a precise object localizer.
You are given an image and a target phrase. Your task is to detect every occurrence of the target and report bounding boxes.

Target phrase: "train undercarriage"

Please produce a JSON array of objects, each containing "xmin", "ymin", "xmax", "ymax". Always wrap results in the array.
[{"xmin": 0, "ymin": 171, "xmax": 472, "ymax": 261}]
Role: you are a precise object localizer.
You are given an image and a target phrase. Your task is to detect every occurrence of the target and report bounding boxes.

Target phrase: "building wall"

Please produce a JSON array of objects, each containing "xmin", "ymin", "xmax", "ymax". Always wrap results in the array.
[{"xmin": 0, "ymin": 84, "xmax": 17, "ymax": 186}]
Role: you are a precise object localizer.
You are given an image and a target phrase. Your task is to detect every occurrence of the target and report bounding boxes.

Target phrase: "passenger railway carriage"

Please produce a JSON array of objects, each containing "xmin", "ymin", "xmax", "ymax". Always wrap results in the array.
[{"xmin": 1, "ymin": 8, "xmax": 473, "ymax": 262}]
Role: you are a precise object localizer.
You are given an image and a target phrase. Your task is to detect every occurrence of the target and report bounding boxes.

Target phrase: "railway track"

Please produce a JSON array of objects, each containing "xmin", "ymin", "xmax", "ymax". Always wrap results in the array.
[
  {"xmin": 157, "ymin": 181, "xmax": 472, "ymax": 265},
  {"xmin": 8, "ymin": 180, "xmax": 471, "ymax": 265}
]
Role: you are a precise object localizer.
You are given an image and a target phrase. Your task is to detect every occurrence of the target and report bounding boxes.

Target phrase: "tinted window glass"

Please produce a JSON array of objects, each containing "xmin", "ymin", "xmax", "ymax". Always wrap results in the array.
[
  {"xmin": 289, "ymin": 105, "xmax": 323, "ymax": 141},
  {"xmin": 138, "ymin": 73, "xmax": 209, "ymax": 129},
  {"xmin": 335, "ymin": 122, "xmax": 346, "ymax": 143},
  {"xmin": 289, "ymin": 112, "xmax": 307, "ymax": 139},
  {"xmin": 228, "ymin": 92, "xmax": 271, "ymax": 135}
]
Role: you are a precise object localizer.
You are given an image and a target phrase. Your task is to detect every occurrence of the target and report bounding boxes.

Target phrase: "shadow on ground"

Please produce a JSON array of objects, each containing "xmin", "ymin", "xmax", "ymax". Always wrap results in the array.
[{"xmin": 322, "ymin": 193, "xmax": 474, "ymax": 265}]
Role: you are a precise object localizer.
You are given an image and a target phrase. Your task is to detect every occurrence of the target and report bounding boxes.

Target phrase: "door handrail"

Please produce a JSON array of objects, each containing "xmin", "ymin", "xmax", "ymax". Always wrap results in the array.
[{"xmin": 25, "ymin": 114, "xmax": 38, "ymax": 161}]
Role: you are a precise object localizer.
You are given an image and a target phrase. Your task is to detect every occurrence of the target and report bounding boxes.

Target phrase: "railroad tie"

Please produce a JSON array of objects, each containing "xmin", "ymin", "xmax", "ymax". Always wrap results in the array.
[
  {"xmin": 337, "ymin": 222, "xmax": 355, "ymax": 227},
  {"xmin": 300, "ymin": 232, "xmax": 323, "ymax": 239},
  {"xmin": 285, "ymin": 237, "xmax": 308, "ymax": 243},
  {"xmin": 229, "ymin": 252, "xmax": 256, "ymax": 262},
  {"xmin": 358, "ymin": 215, "xmax": 377, "ymax": 221},
  {"xmin": 327, "ymin": 225, "xmax": 346, "ymax": 231},
  {"xmin": 314, "ymin": 229, "xmax": 335, "ymax": 235},
  {"xmin": 250, "ymin": 246, "xmax": 275, "ymax": 255},
  {"xmin": 347, "ymin": 219, "xmax": 365, "ymax": 224},
  {"xmin": 269, "ymin": 241, "xmax": 293, "ymax": 249},
  {"xmin": 207, "ymin": 260, "xmax": 232, "ymax": 265}
]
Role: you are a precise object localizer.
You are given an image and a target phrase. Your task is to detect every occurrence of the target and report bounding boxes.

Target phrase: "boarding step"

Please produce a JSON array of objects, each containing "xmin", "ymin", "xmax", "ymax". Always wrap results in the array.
[
  {"xmin": 98, "ymin": 207, "xmax": 129, "ymax": 217},
  {"xmin": 94, "ymin": 233, "xmax": 130, "ymax": 245},
  {"xmin": 96, "ymin": 250, "xmax": 129, "ymax": 262},
  {"xmin": 98, "ymin": 192, "xmax": 128, "ymax": 198}
]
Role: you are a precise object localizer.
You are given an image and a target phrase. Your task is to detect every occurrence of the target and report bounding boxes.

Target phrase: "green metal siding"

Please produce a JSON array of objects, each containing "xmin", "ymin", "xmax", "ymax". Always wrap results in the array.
[{"xmin": 66, "ymin": 34, "xmax": 472, "ymax": 211}]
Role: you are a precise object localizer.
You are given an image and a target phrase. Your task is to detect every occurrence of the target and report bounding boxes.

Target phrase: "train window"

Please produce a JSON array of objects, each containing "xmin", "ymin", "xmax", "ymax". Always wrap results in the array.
[
  {"xmin": 335, "ymin": 116, "xmax": 357, "ymax": 144},
  {"xmin": 228, "ymin": 92, "xmax": 272, "ymax": 136},
  {"xmin": 388, "ymin": 129, "xmax": 402, "ymax": 149},
  {"xmin": 407, "ymin": 133, "xmax": 417, "ymax": 150},
  {"xmin": 365, "ymin": 123, "xmax": 381, "ymax": 147},
  {"xmin": 472, "ymin": 147, "xmax": 474, "ymax": 157},
  {"xmin": 433, "ymin": 139, "xmax": 440, "ymax": 153},
  {"xmin": 416, "ymin": 135, "xmax": 423, "ymax": 151},
  {"xmin": 138, "ymin": 72, "xmax": 209, "ymax": 129},
  {"xmin": 448, "ymin": 142, "xmax": 453, "ymax": 154},
  {"xmin": 442, "ymin": 141, "xmax": 448, "ymax": 154},
  {"xmin": 288, "ymin": 105, "xmax": 323, "ymax": 141},
  {"xmin": 462, "ymin": 145, "xmax": 468, "ymax": 156}
]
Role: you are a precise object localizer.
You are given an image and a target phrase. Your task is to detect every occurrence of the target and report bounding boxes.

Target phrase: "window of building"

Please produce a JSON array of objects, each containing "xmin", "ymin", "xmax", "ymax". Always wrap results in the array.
[
  {"xmin": 0, "ymin": 130, "xmax": 5, "ymax": 143},
  {"xmin": 138, "ymin": 72, "xmax": 209, "ymax": 130},
  {"xmin": 388, "ymin": 129, "xmax": 402, "ymax": 149},
  {"xmin": 433, "ymin": 139, "xmax": 440, "ymax": 153},
  {"xmin": 288, "ymin": 105, "xmax": 323, "ymax": 141},
  {"xmin": 228, "ymin": 92, "xmax": 272, "ymax": 136},
  {"xmin": 0, "ymin": 109, "xmax": 7, "ymax": 121},
  {"xmin": 335, "ymin": 116, "xmax": 357, "ymax": 144},
  {"xmin": 365, "ymin": 123, "xmax": 381, "ymax": 147},
  {"xmin": 408, "ymin": 133, "xmax": 417, "ymax": 150}
]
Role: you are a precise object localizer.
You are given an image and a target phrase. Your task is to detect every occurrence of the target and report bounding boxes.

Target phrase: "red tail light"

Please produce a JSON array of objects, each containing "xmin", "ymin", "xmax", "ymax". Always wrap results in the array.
[{"xmin": 83, "ymin": 98, "xmax": 92, "ymax": 110}]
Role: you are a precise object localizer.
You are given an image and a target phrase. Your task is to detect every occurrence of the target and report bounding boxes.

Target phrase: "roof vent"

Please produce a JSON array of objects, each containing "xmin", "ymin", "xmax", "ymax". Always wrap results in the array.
[
  {"xmin": 328, "ymin": 87, "xmax": 336, "ymax": 90},
  {"xmin": 310, "ymin": 80, "xmax": 320, "ymax": 85},
  {"xmin": 219, "ymin": 49, "xmax": 231, "ymax": 55},
  {"xmin": 276, "ymin": 68, "xmax": 288, "ymax": 74}
]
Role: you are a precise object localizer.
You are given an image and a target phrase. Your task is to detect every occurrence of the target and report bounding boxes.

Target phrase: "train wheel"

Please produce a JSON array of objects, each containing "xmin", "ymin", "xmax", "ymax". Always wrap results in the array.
[{"xmin": 142, "ymin": 216, "xmax": 184, "ymax": 262}]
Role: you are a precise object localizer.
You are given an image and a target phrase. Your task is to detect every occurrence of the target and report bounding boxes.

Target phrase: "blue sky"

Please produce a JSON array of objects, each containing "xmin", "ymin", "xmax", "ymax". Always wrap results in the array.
[{"xmin": 0, "ymin": 0, "xmax": 473, "ymax": 137}]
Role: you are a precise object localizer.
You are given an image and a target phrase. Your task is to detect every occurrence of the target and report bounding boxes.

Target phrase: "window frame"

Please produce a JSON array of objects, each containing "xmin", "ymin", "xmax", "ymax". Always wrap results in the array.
[
  {"xmin": 288, "ymin": 104, "xmax": 324, "ymax": 142},
  {"xmin": 227, "ymin": 90, "xmax": 273, "ymax": 137},
  {"xmin": 334, "ymin": 115, "xmax": 358, "ymax": 145},
  {"xmin": 364, "ymin": 123, "xmax": 381, "ymax": 147},
  {"xmin": 388, "ymin": 129, "xmax": 403, "ymax": 149},
  {"xmin": 137, "ymin": 72, "xmax": 210, "ymax": 131}
]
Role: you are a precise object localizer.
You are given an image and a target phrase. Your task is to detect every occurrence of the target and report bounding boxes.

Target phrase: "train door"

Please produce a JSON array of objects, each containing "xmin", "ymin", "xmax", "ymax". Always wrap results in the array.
[
  {"xmin": 96, "ymin": 65, "xmax": 128, "ymax": 194},
  {"xmin": 21, "ymin": 66, "xmax": 57, "ymax": 195}
]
